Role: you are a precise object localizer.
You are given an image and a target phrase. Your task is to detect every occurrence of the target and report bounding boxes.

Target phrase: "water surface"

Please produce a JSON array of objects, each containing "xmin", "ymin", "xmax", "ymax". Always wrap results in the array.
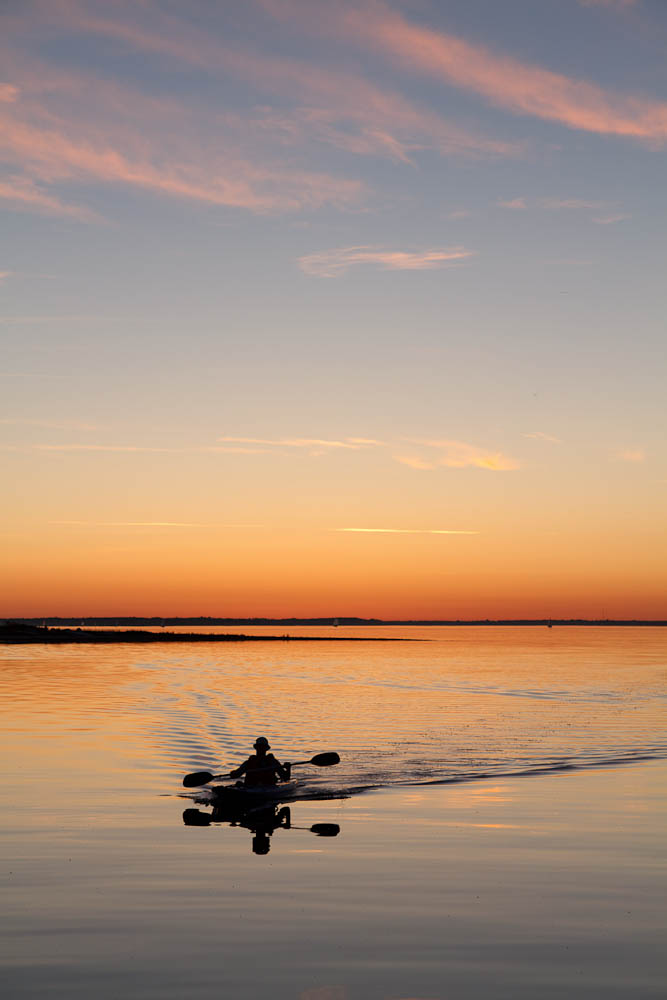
[{"xmin": 2, "ymin": 627, "xmax": 666, "ymax": 998}]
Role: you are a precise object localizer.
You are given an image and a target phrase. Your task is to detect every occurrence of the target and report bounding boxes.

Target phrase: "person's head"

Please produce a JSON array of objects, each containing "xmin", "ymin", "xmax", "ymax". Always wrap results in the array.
[
  {"xmin": 252, "ymin": 832, "xmax": 270, "ymax": 855},
  {"xmin": 253, "ymin": 736, "xmax": 270, "ymax": 756}
]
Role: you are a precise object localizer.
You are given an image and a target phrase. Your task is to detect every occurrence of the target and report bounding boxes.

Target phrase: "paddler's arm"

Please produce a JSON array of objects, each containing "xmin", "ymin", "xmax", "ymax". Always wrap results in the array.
[
  {"xmin": 275, "ymin": 758, "xmax": 291, "ymax": 782},
  {"xmin": 229, "ymin": 758, "xmax": 249, "ymax": 779}
]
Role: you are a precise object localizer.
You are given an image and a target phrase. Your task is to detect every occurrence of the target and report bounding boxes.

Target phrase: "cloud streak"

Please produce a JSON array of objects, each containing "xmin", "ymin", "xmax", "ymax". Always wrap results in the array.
[
  {"xmin": 616, "ymin": 449, "xmax": 645, "ymax": 462},
  {"xmin": 299, "ymin": 246, "xmax": 474, "ymax": 277},
  {"xmin": 523, "ymin": 431, "xmax": 562, "ymax": 444},
  {"xmin": 0, "ymin": 1, "xmax": 519, "ymax": 219},
  {"xmin": 498, "ymin": 195, "xmax": 629, "ymax": 223},
  {"xmin": 396, "ymin": 440, "xmax": 520, "ymax": 471},
  {"xmin": 218, "ymin": 436, "xmax": 383, "ymax": 450},
  {"xmin": 579, "ymin": 1, "xmax": 639, "ymax": 9},
  {"xmin": 497, "ymin": 197, "xmax": 526, "ymax": 210},
  {"xmin": 0, "ymin": 100, "xmax": 362, "ymax": 217},
  {"xmin": 264, "ymin": 0, "xmax": 667, "ymax": 142},
  {"xmin": 3, "ymin": 433, "xmax": 519, "ymax": 472},
  {"xmin": 50, "ymin": 520, "xmax": 263, "ymax": 528},
  {"xmin": 336, "ymin": 527, "xmax": 479, "ymax": 534},
  {"xmin": 0, "ymin": 417, "xmax": 99, "ymax": 430},
  {"xmin": 0, "ymin": 175, "xmax": 96, "ymax": 220},
  {"xmin": 34, "ymin": 1, "xmax": 516, "ymax": 162}
]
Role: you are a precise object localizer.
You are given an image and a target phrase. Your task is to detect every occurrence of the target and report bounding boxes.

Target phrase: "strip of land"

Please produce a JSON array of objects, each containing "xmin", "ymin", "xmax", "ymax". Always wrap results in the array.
[{"xmin": 0, "ymin": 623, "xmax": 403, "ymax": 644}]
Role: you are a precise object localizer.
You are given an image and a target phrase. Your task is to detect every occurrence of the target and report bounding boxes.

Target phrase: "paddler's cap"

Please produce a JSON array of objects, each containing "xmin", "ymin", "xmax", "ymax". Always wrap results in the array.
[{"xmin": 254, "ymin": 736, "xmax": 270, "ymax": 749}]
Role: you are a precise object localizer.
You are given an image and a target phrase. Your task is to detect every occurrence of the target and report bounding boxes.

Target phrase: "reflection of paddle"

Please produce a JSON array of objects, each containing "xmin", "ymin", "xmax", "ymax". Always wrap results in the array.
[
  {"xmin": 182, "ymin": 751, "xmax": 340, "ymax": 788},
  {"xmin": 296, "ymin": 822, "xmax": 340, "ymax": 837},
  {"xmin": 182, "ymin": 810, "xmax": 339, "ymax": 836}
]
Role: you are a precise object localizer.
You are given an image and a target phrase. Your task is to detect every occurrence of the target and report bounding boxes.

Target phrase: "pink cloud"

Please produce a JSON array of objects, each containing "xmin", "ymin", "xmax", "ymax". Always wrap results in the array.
[
  {"xmin": 299, "ymin": 246, "xmax": 474, "ymax": 277},
  {"xmin": 0, "ymin": 1, "xmax": 524, "ymax": 220},
  {"xmin": 261, "ymin": 0, "xmax": 667, "ymax": 142},
  {"xmin": 0, "ymin": 84, "xmax": 19, "ymax": 103},
  {"xmin": 592, "ymin": 213, "xmax": 630, "ymax": 224},
  {"xmin": 579, "ymin": 1, "xmax": 639, "ymax": 9},
  {"xmin": 0, "ymin": 99, "xmax": 364, "ymax": 216},
  {"xmin": 0, "ymin": 174, "xmax": 97, "ymax": 220},
  {"xmin": 10, "ymin": 2, "xmax": 517, "ymax": 163}
]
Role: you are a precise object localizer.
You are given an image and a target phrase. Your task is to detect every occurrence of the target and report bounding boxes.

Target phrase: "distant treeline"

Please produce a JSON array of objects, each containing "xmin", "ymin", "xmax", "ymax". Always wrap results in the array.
[{"xmin": 10, "ymin": 617, "xmax": 667, "ymax": 627}]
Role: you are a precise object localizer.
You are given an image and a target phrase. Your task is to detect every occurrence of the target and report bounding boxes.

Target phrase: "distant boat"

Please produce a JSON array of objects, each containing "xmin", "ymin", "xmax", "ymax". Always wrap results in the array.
[{"xmin": 333, "ymin": 618, "xmax": 339, "ymax": 628}]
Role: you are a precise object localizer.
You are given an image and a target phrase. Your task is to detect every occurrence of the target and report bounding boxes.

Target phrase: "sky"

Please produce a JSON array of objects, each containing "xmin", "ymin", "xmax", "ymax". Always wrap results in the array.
[{"xmin": 1, "ymin": 0, "xmax": 666, "ymax": 618}]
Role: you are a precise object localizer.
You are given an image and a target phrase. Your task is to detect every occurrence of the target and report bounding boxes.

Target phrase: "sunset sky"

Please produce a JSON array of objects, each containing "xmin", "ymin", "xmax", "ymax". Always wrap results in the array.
[{"xmin": 2, "ymin": 0, "xmax": 666, "ymax": 618}]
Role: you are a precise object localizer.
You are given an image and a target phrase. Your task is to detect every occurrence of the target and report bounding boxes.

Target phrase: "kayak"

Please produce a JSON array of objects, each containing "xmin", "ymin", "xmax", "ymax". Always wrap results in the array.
[{"xmin": 208, "ymin": 781, "xmax": 297, "ymax": 812}]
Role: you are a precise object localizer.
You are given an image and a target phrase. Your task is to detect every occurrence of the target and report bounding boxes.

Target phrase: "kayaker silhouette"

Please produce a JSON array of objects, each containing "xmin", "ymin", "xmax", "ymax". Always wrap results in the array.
[{"xmin": 229, "ymin": 737, "xmax": 291, "ymax": 787}]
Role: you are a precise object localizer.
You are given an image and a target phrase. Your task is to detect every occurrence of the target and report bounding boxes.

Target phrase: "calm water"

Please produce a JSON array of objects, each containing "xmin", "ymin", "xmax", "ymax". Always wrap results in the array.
[
  {"xmin": 2, "ymin": 627, "xmax": 666, "ymax": 998},
  {"xmin": 4, "ymin": 626, "xmax": 666, "ymax": 794}
]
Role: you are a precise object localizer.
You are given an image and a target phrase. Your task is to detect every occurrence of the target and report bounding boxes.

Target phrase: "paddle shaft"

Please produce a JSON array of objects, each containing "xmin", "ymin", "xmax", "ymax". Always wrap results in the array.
[
  {"xmin": 211, "ymin": 757, "xmax": 309, "ymax": 781},
  {"xmin": 184, "ymin": 751, "xmax": 339, "ymax": 787}
]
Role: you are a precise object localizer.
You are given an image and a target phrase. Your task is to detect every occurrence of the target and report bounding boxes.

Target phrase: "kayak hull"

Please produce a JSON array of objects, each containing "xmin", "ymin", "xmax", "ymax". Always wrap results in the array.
[{"xmin": 208, "ymin": 781, "xmax": 297, "ymax": 812}]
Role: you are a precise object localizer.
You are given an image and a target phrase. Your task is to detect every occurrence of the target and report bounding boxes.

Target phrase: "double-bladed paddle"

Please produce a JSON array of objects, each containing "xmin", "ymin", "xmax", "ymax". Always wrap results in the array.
[
  {"xmin": 182, "ymin": 809, "xmax": 340, "ymax": 836},
  {"xmin": 182, "ymin": 751, "xmax": 340, "ymax": 788}
]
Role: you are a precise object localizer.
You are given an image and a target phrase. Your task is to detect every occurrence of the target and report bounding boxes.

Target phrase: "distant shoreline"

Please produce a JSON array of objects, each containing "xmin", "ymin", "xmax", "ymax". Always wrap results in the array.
[{"xmin": 4, "ymin": 617, "xmax": 667, "ymax": 628}]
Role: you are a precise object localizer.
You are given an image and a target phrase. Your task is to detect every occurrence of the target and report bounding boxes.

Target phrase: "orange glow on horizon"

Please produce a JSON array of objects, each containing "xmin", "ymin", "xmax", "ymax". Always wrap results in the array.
[{"xmin": 3, "ymin": 519, "xmax": 665, "ymax": 619}]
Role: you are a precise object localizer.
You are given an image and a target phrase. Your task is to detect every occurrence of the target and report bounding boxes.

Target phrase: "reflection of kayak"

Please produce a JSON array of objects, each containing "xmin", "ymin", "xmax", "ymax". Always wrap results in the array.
[{"xmin": 208, "ymin": 781, "xmax": 297, "ymax": 812}]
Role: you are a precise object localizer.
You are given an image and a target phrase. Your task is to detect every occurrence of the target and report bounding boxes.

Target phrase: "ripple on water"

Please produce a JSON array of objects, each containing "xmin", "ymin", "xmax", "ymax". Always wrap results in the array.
[{"xmin": 1, "ymin": 627, "xmax": 666, "ymax": 795}]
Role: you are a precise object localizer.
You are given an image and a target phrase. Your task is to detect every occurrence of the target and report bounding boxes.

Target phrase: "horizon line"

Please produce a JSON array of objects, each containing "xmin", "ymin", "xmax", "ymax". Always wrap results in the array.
[{"xmin": 5, "ymin": 616, "xmax": 667, "ymax": 627}]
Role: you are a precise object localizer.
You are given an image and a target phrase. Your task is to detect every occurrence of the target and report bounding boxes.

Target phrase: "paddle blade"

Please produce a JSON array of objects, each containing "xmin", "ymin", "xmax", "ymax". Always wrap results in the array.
[
  {"xmin": 310, "ymin": 752, "xmax": 340, "ymax": 767},
  {"xmin": 310, "ymin": 823, "xmax": 340, "ymax": 837},
  {"xmin": 183, "ymin": 770, "xmax": 215, "ymax": 788},
  {"xmin": 183, "ymin": 809, "xmax": 212, "ymax": 827}
]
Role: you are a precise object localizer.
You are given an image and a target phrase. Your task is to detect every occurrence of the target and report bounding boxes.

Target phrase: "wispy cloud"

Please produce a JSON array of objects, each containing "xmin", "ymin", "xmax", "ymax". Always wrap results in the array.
[
  {"xmin": 2, "ymin": 432, "xmax": 520, "ymax": 473},
  {"xmin": 0, "ymin": 1, "xmax": 519, "ymax": 220},
  {"xmin": 336, "ymin": 527, "xmax": 479, "ymax": 535},
  {"xmin": 616, "ymin": 448, "xmax": 645, "ymax": 462},
  {"xmin": 579, "ymin": 0, "xmax": 639, "ymax": 9},
  {"xmin": 36, "ymin": 1, "xmax": 517, "ymax": 162},
  {"xmin": 0, "ymin": 417, "xmax": 98, "ymax": 430},
  {"xmin": 393, "ymin": 455, "xmax": 437, "ymax": 471},
  {"xmin": 0, "ymin": 101, "xmax": 362, "ymax": 217},
  {"xmin": 0, "ymin": 84, "xmax": 19, "ymax": 103},
  {"xmin": 23, "ymin": 443, "xmax": 278, "ymax": 455},
  {"xmin": 33, "ymin": 444, "xmax": 182, "ymax": 452},
  {"xmin": 498, "ymin": 197, "xmax": 526, "ymax": 210},
  {"xmin": 591, "ymin": 213, "xmax": 630, "ymax": 225},
  {"xmin": 396, "ymin": 439, "xmax": 520, "ymax": 471},
  {"xmin": 0, "ymin": 175, "xmax": 99, "ymax": 221},
  {"xmin": 218, "ymin": 435, "xmax": 383, "ymax": 450},
  {"xmin": 2, "ymin": 437, "xmax": 383, "ymax": 456},
  {"xmin": 50, "ymin": 520, "xmax": 263, "ymax": 528},
  {"xmin": 299, "ymin": 246, "xmax": 474, "ymax": 278},
  {"xmin": 523, "ymin": 431, "xmax": 562, "ymax": 444},
  {"xmin": 264, "ymin": 0, "xmax": 667, "ymax": 142},
  {"xmin": 0, "ymin": 371, "xmax": 70, "ymax": 378},
  {"xmin": 497, "ymin": 196, "xmax": 630, "ymax": 223}
]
